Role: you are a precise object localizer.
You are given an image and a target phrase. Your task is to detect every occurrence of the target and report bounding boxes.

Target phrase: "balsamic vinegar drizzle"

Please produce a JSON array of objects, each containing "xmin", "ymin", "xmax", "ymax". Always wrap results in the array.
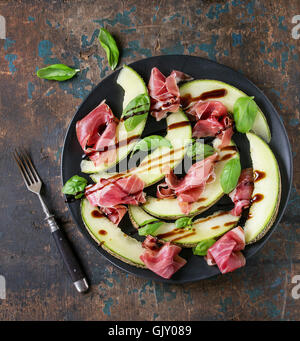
[
  {"xmin": 181, "ymin": 88, "xmax": 227, "ymax": 108},
  {"xmin": 254, "ymin": 170, "xmax": 266, "ymax": 182},
  {"xmin": 251, "ymin": 193, "xmax": 264, "ymax": 204},
  {"xmin": 120, "ymin": 109, "xmax": 148, "ymax": 121}
]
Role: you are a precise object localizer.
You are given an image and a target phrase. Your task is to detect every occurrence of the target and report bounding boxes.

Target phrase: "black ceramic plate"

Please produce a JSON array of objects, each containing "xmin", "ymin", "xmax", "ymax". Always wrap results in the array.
[{"xmin": 61, "ymin": 55, "xmax": 293, "ymax": 284}]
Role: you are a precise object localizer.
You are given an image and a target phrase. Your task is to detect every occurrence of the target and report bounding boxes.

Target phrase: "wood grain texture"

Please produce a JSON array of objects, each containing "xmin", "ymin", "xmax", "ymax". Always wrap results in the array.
[{"xmin": 0, "ymin": 0, "xmax": 299, "ymax": 321}]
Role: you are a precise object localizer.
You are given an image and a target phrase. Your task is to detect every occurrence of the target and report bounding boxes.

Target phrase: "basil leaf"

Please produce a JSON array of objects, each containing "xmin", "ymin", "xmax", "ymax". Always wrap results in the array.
[
  {"xmin": 220, "ymin": 158, "xmax": 241, "ymax": 194},
  {"xmin": 233, "ymin": 96, "xmax": 258, "ymax": 133},
  {"xmin": 131, "ymin": 135, "xmax": 172, "ymax": 156},
  {"xmin": 138, "ymin": 221, "xmax": 164, "ymax": 236},
  {"xmin": 140, "ymin": 218, "xmax": 159, "ymax": 227},
  {"xmin": 98, "ymin": 28, "xmax": 119, "ymax": 70},
  {"xmin": 37, "ymin": 64, "xmax": 80, "ymax": 81},
  {"xmin": 74, "ymin": 192, "xmax": 85, "ymax": 199},
  {"xmin": 122, "ymin": 93, "xmax": 150, "ymax": 131},
  {"xmin": 62, "ymin": 175, "xmax": 87, "ymax": 196},
  {"xmin": 193, "ymin": 239, "xmax": 216, "ymax": 256},
  {"xmin": 175, "ymin": 217, "xmax": 193, "ymax": 228},
  {"xmin": 187, "ymin": 139, "xmax": 215, "ymax": 160}
]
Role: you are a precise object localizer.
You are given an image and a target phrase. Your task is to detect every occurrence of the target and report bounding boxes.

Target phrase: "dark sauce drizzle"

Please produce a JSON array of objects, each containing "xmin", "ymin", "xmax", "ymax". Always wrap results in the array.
[
  {"xmin": 254, "ymin": 170, "xmax": 266, "ymax": 182},
  {"xmin": 181, "ymin": 88, "xmax": 227, "ymax": 108},
  {"xmin": 251, "ymin": 193, "xmax": 264, "ymax": 204}
]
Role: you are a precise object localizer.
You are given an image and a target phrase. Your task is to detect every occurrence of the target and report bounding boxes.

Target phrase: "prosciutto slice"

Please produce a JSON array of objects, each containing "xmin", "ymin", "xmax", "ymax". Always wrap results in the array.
[
  {"xmin": 100, "ymin": 205, "xmax": 127, "ymax": 225},
  {"xmin": 85, "ymin": 174, "xmax": 145, "ymax": 207},
  {"xmin": 156, "ymin": 153, "xmax": 218, "ymax": 214},
  {"xmin": 140, "ymin": 236, "xmax": 187, "ymax": 279},
  {"xmin": 76, "ymin": 100, "xmax": 118, "ymax": 166},
  {"xmin": 229, "ymin": 168, "xmax": 254, "ymax": 216},
  {"xmin": 206, "ymin": 226, "xmax": 246, "ymax": 274},
  {"xmin": 187, "ymin": 101, "xmax": 233, "ymax": 148},
  {"xmin": 170, "ymin": 70, "xmax": 193, "ymax": 83},
  {"xmin": 148, "ymin": 67, "xmax": 192, "ymax": 121},
  {"xmin": 85, "ymin": 175, "xmax": 145, "ymax": 224}
]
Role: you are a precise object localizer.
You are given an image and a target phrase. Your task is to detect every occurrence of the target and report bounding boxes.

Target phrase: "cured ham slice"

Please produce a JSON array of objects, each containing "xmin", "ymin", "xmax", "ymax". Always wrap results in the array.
[
  {"xmin": 148, "ymin": 67, "xmax": 192, "ymax": 121},
  {"xmin": 170, "ymin": 70, "xmax": 193, "ymax": 83},
  {"xmin": 206, "ymin": 226, "xmax": 246, "ymax": 274},
  {"xmin": 76, "ymin": 100, "xmax": 118, "ymax": 166},
  {"xmin": 85, "ymin": 174, "xmax": 146, "ymax": 207},
  {"xmin": 156, "ymin": 153, "xmax": 218, "ymax": 214},
  {"xmin": 85, "ymin": 175, "xmax": 145, "ymax": 224},
  {"xmin": 229, "ymin": 168, "xmax": 254, "ymax": 216},
  {"xmin": 187, "ymin": 101, "xmax": 233, "ymax": 148},
  {"xmin": 100, "ymin": 205, "xmax": 127, "ymax": 225},
  {"xmin": 140, "ymin": 236, "xmax": 187, "ymax": 279}
]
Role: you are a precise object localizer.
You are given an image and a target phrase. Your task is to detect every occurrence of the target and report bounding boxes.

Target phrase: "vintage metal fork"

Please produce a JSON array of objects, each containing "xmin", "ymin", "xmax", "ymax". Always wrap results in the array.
[{"xmin": 13, "ymin": 148, "xmax": 88, "ymax": 293}]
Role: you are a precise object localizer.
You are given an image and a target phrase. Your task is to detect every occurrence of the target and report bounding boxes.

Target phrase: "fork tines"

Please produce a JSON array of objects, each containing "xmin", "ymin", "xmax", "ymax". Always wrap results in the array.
[{"xmin": 13, "ymin": 148, "xmax": 40, "ymax": 187}]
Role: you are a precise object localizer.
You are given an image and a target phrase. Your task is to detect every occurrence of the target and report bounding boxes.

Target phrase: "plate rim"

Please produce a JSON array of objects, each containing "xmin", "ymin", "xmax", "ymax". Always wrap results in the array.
[{"xmin": 61, "ymin": 54, "xmax": 293, "ymax": 284}]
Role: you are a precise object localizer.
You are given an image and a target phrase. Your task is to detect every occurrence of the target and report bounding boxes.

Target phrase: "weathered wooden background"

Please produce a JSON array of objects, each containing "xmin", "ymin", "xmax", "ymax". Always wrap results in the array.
[{"xmin": 0, "ymin": 0, "xmax": 299, "ymax": 321}]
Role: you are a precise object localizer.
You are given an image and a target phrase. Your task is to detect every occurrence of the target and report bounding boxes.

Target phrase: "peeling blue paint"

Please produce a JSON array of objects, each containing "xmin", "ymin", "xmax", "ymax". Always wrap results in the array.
[
  {"xmin": 281, "ymin": 51, "xmax": 288, "ymax": 70},
  {"xmin": 154, "ymin": 283, "xmax": 177, "ymax": 304},
  {"xmin": 264, "ymin": 58, "xmax": 278, "ymax": 69},
  {"xmin": 81, "ymin": 29, "xmax": 100, "ymax": 49},
  {"xmin": 122, "ymin": 40, "xmax": 152, "ymax": 58},
  {"xmin": 161, "ymin": 41, "xmax": 184, "ymax": 55},
  {"xmin": 139, "ymin": 280, "xmax": 153, "ymax": 302},
  {"xmin": 246, "ymin": 0, "xmax": 255, "ymax": 14},
  {"xmin": 289, "ymin": 118, "xmax": 299, "ymax": 126},
  {"xmin": 46, "ymin": 88, "xmax": 56, "ymax": 96},
  {"xmin": 271, "ymin": 41, "xmax": 284, "ymax": 50},
  {"xmin": 188, "ymin": 44, "xmax": 196, "ymax": 54},
  {"xmin": 199, "ymin": 34, "xmax": 218, "ymax": 61},
  {"xmin": 38, "ymin": 40, "xmax": 60, "ymax": 64},
  {"xmin": 270, "ymin": 277, "xmax": 282, "ymax": 288},
  {"xmin": 46, "ymin": 19, "xmax": 52, "ymax": 27},
  {"xmin": 278, "ymin": 16, "xmax": 288, "ymax": 31},
  {"xmin": 270, "ymin": 88, "xmax": 280, "ymax": 97},
  {"xmin": 206, "ymin": 3, "xmax": 229, "ymax": 20},
  {"xmin": 55, "ymin": 147, "xmax": 62, "ymax": 161},
  {"xmin": 93, "ymin": 55, "xmax": 109, "ymax": 78},
  {"xmin": 224, "ymin": 49, "xmax": 229, "ymax": 56},
  {"xmin": 219, "ymin": 296, "xmax": 233, "ymax": 313},
  {"xmin": 4, "ymin": 38, "xmax": 16, "ymax": 51},
  {"xmin": 232, "ymin": 32, "xmax": 242, "ymax": 47},
  {"xmin": 285, "ymin": 186, "xmax": 300, "ymax": 217},
  {"xmin": 121, "ymin": 28, "xmax": 136, "ymax": 34},
  {"xmin": 27, "ymin": 82, "xmax": 35, "ymax": 99},
  {"xmin": 183, "ymin": 289, "xmax": 193, "ymax": 304},
  {"xmin": 28, "ymin": 16, "xmax": 35, "ymax": 22},
  {"xmin": 196, "ymin": 8, "xmax": 202, "ymax": 15},
  {"xmin": 260, "ymin": 41, "xmax": 265, "ymax": 53},
  {"xmin": 231, "ymin": 0, "xmax": 244, "ymax": 7},
  {"xmin": 246, "ymin": 287, "xmax": 263, "ymax": 301},
  {"xmin": 94, "ymin": 6, "xmax": 136, "ymax": 27},
  {"xmin": 5, "ymin": 54, "xmax": 17, "ymax": 74},
  {"xmin": 128, "ymin": 288, "xmax": 138, "ymax": 295},
  {"xmin": 262, "ymin": 300, "xmax": 281, "ymax": 318},
  {"xmin": 103, "ymin": 298, "xmax": 114, "ymax": 316},
  {"xmin": 283, "ymin": 81, "xmax": 289, "ymax": 91},
  {"xmin": 163, "ymin": 13, "xmax": 180, "ymax": 23}
]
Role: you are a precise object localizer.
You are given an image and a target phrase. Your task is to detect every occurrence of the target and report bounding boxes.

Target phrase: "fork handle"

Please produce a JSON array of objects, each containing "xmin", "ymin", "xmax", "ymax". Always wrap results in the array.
[{"xmin": 46, "ymin": 216, "xmax": 89, "ymax": 293}]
